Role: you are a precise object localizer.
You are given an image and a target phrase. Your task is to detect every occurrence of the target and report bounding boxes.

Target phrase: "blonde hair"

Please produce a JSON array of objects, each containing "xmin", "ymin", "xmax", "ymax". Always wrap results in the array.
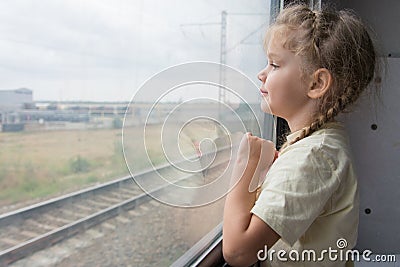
[{"xmin": 267, "ymin": 4, "xmax": 378, "ymax": 149}]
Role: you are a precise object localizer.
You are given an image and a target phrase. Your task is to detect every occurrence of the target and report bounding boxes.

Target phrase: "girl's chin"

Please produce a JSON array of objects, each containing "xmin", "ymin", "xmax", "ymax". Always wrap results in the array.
[{"xmin": 260, "ymin": 100, "xmax": 273, "ymax": 115}]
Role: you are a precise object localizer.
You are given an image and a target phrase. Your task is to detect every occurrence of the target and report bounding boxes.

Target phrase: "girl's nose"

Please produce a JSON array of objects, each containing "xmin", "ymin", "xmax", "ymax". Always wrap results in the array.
[{"xmin": 257, "ymin": 67, "xmax": 267, "ymax": 82}]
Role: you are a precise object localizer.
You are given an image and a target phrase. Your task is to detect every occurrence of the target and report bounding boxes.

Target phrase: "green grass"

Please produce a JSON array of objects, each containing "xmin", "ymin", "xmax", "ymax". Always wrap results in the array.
[
  {"xmin": 0, "ymin": 120, "xmax": 223, "ymax": 208},
  {"xmin": 0, "ymin": 128, "xmax": 129, "ymax": 207}
]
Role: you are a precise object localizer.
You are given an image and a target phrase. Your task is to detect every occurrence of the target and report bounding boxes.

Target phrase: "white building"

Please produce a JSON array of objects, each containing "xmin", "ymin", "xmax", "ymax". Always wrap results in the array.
[{"xmin": 0, "ymin": 88, "xmax": 33, "ymax": 111}]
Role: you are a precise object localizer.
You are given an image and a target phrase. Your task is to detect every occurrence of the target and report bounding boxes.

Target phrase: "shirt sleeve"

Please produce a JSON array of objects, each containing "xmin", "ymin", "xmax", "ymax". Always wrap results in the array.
[{"xmin": 251, "ymin": 144, "xmax": 341, "ymax": 246}]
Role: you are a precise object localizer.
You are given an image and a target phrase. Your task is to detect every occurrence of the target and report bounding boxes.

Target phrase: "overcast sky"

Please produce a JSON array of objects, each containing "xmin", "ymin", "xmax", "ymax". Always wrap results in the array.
[{"xmin": 0, "ymin": 0, "xmax": 269, "ymax": 102}]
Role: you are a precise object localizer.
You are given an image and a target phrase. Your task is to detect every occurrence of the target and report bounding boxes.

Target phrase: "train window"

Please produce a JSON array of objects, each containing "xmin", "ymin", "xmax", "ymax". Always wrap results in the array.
[{"xmin": 0, "ymin": 0, "xmax": 271, "ymax": 266}]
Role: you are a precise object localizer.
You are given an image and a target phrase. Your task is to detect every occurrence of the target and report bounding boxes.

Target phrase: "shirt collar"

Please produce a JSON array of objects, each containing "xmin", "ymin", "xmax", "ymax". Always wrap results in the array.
[
  {"xmin": 286, "ymin": 128, "xmax": 303, "ymax": 144},
  {"xmin": 285, "ymin": 121, "xmax": 343, "ymax": 143}
]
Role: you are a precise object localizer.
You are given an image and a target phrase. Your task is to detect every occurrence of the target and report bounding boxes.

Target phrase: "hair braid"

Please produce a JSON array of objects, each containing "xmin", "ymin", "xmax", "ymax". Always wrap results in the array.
[
  {"xmin": 284, "ymin": 84, "xmax": 365, "ymax": 149},
  {"xmin": 310, "ymin": 10, "xmax": 321, "ymax": 62}
]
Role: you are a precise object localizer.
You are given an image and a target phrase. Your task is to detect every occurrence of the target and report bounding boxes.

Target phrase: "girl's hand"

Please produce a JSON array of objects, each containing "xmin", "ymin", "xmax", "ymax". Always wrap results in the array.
[
  {"xmin": 236, "ymin": 133, "xmax": 276, "ymax": 192},
  {"xmin": 223, "ymin": 132, "xmax": 280, "ymax": 266}
]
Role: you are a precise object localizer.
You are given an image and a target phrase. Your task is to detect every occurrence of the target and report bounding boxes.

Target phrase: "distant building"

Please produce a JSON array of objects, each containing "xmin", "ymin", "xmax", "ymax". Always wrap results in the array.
[
  {"xmin": 0, "ymin": 88, "xmax": 33, "ymax": 127},
  {"xmin": 0, "ymin": 88, "xmax": 33, "ymax": 111}
]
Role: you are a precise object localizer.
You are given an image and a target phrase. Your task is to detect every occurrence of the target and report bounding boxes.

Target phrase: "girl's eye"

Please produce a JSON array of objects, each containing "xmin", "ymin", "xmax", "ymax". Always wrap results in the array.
[{"xmin": 270, "ymin": 63, "xmax": 279, "ymax": 69}]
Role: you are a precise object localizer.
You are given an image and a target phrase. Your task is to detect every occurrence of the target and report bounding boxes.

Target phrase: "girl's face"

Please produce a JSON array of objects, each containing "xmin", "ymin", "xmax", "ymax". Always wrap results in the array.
[{"xmin": 258, "ymin": 33, "xmax": 312, "ymax": 122}]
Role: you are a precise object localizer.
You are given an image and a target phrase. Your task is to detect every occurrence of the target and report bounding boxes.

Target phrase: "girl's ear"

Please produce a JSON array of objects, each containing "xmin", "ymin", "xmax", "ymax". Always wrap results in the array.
[{"xmin": 307, "ymin": 68, "xmax": 332, "ymax": 99}]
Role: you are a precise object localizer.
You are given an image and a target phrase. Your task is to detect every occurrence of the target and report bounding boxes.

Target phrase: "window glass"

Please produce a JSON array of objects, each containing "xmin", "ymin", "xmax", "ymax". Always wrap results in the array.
[{"xmin": 0, "ymin": 1, "xmax": 270, "ymax": 265}]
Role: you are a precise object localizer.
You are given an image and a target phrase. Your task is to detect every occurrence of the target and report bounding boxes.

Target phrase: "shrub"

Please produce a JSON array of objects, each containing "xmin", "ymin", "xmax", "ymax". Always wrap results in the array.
[{"xmin": 69, "ymin": 156, "xmax": 90, "ymax": 173}]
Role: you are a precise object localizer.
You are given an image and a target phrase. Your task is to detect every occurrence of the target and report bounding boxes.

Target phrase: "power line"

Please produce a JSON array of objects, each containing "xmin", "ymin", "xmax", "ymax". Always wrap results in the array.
[
  {"xmin": 225, "ymin": 22, "xmax": 267, "ymax": 54},
  {"xmin": 227, "ymin": 12, "xmax": 267, "ymax": 16},
  {"xmin": 180, "ymin": 22, "xmax": 221, "ymax": 27}
]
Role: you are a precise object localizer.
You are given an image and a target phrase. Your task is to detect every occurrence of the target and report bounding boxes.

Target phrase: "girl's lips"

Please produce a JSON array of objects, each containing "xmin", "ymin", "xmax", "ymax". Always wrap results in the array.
[{"xmin": 260, "ymin": 88, "xmax": 268, "ymax": 94}]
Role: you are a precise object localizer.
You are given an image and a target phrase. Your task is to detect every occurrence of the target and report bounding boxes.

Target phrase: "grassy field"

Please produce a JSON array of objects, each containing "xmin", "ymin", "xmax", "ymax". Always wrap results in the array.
[
  {"xmin": 0, "ymin": 121, "xmax": 222, "ymax": 209},
  {"xmin": 0, "ymin": 128, "xmax": 128, "ymax": 208}
]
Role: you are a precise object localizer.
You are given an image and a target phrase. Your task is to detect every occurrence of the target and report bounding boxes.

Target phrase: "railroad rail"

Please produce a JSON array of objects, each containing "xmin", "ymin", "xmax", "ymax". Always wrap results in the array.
[{"xmin": 0, "ymin": 147, "xmax": 232, "ymax": 266}]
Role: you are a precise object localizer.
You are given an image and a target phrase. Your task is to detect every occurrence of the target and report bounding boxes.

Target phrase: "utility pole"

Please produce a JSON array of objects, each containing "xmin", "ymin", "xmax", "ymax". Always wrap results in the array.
[{"xmin": 218, "ymin": 11, "xmax": 227, "ymax": 115}]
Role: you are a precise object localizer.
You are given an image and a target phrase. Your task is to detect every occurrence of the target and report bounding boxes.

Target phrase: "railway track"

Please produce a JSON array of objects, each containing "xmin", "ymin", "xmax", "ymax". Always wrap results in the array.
[{"xmin": 0, "ymin": 148, "xmax": 232, "ymax": 266}]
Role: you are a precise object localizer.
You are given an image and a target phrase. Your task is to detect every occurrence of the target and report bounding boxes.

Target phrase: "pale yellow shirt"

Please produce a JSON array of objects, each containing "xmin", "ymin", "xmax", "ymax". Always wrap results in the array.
[{"xmin": 251, "ymin": 122, "xmax": 359, "ymax": 267}]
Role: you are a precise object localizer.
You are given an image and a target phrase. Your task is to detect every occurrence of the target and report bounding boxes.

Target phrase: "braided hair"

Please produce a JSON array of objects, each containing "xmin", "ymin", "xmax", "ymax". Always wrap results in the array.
[{"xmin": 266, "ymin": 4, "xmax": 378, "ymax": 148}]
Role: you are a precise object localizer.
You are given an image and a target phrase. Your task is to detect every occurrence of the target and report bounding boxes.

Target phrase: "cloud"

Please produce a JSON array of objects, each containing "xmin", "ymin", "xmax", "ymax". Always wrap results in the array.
[{"xmin": 0, "ymin": 0, "xmax": 269, "ymax": 101}]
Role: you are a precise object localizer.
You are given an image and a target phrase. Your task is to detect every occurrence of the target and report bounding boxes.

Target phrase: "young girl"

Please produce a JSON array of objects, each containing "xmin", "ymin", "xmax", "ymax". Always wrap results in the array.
[{"xmin": 223, "ymin": 4, "xmax": 377, "ymax": 267}]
